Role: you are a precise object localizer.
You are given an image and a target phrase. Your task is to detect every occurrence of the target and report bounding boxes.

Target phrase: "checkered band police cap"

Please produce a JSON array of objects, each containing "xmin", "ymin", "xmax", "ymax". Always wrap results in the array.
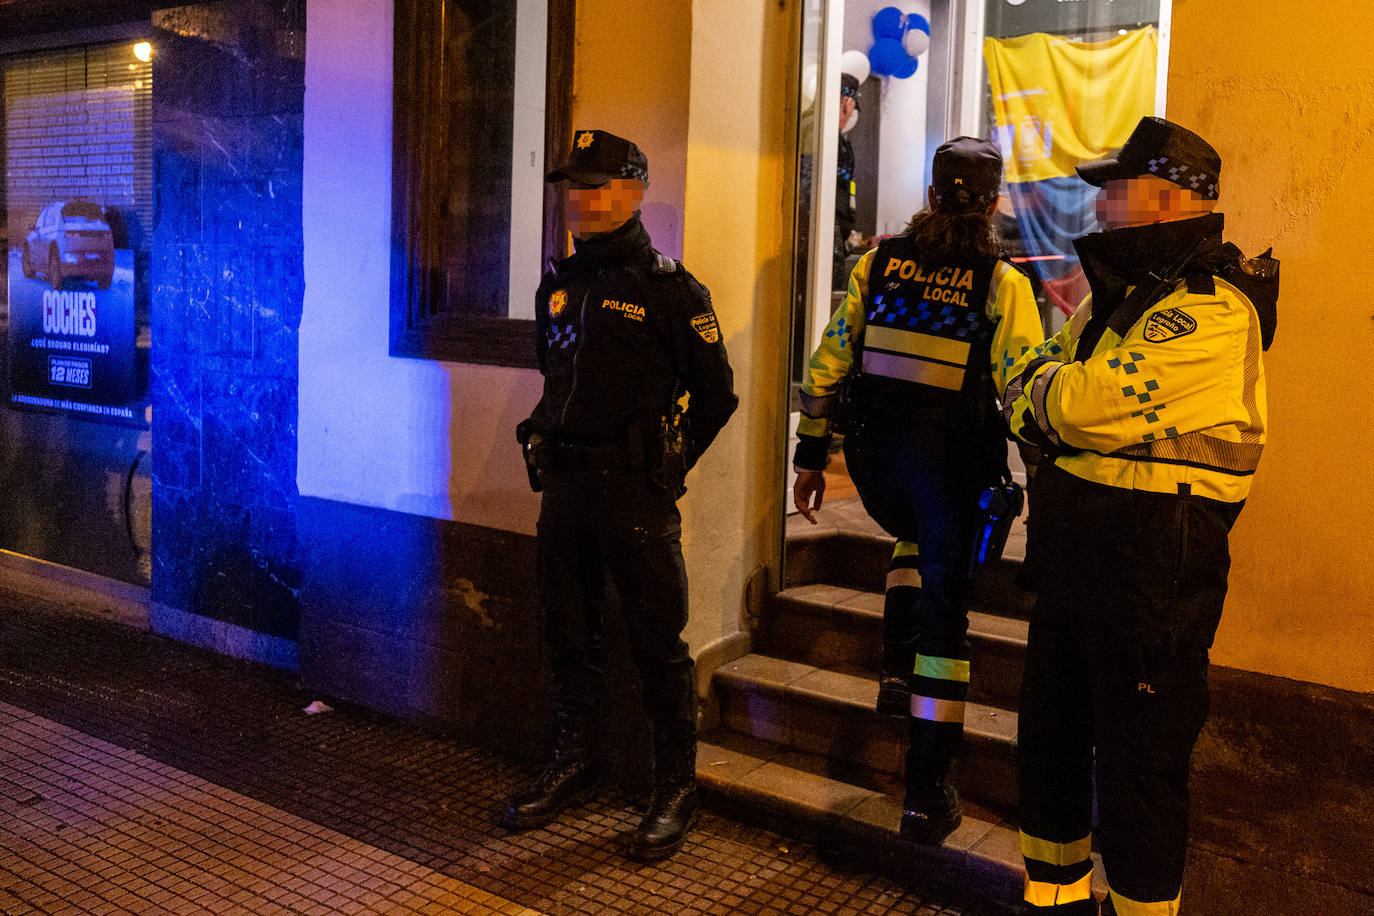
[
  {"xmin": 1077, "ymin": 116, "xmax": 1221, "ymax": 200},
  {"xmin": 546, "ymin": 129, "xmax": 649, "ymax": 187}
]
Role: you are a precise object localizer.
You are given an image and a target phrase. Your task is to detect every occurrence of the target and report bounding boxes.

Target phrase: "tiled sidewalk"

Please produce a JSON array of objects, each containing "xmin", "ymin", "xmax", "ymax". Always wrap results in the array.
[
  {"xmin": 1, "ymin": 705, "xmax": 542, "ymax": 915},
  {"xmin": 0, "ymin": 600, "xmax": 1011, "ymax": 915}
]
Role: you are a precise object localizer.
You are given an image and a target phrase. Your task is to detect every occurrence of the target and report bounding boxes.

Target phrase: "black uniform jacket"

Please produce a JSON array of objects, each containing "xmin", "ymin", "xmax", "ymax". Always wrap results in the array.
[{"xmin": 528, "ymin": 214, "xmax": 738, "ymax": 468}]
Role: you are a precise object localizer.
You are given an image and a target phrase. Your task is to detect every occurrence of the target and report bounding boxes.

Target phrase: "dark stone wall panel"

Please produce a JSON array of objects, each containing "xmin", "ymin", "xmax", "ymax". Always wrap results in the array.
[
  {"xmin": 200, "ymin": 374, "xmax": 297, "ymax": 510},
  {"xmin": 149, "ymin": 361, "xmax": 202, "ymax": 492},
  {"xmin": 149, "ymin": 0, "xmax": 305, "ymax": 652}
]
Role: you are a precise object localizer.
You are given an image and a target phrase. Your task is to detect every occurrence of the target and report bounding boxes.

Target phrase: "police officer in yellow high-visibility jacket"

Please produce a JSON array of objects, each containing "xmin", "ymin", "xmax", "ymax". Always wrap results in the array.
[
  {"xmin": 794, "ymin": 137, "xmax": 1042, "ymax": 845},
  {"xmin": 1003, "ymin": 118, "xmax": 1276, "ymax": 916}
]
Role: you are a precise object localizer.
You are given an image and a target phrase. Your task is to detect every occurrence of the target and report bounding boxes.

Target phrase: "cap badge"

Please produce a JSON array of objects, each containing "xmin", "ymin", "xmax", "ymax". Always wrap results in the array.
[
  {"xmin": 577, "ymin": 131, "xmax": 595, "ymax": 149},
  {"xmin": 954, "ymin": 177, "xmax": 963, "ymax": 185}
]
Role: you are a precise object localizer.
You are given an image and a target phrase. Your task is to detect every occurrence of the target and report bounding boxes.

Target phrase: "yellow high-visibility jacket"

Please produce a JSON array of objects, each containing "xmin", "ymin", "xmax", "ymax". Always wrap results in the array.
[
  {"xmin": 798, "ymin": 246, "xmax": 1042, "ymax": 446},
  {"xmin": 1004, "ymin": 276, "xmax": 1267, "ymax": 504}
]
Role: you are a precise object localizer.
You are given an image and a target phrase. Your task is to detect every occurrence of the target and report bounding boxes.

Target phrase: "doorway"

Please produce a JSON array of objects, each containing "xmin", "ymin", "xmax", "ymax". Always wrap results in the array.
[{"xmin": 783, "ymin": 0, "xmax": 1168, "ymax": 537}]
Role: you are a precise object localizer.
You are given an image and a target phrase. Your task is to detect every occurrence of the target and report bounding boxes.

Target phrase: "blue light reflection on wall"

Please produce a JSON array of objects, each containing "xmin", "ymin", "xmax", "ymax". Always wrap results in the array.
[{"xmin": 148, "ymin": 2, "xmax": 306, "ymax": 652}]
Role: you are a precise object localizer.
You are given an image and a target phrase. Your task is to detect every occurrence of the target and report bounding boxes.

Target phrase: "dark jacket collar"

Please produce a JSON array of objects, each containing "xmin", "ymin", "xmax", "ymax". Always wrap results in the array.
[
  {"xmin": 570, "ymin": 212, "xmax": 654, "ymax": 268},
  {"xmin": 1074, "ymin": 212, "xmax": 1225, "ymax": 311}
]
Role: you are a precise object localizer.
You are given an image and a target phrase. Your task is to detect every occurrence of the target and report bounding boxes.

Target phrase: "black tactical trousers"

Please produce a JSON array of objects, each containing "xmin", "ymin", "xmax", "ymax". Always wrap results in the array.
[
  {"xmin": 535, "ymin": 467, "xmax": 695, "ymax": 772},
  {"xmin": 844, "ymin": 407, "xmax": 987, "ymax": 796},
  {"xmin": 1018, "ymin": 463, "xmax": 1239, "ymax": 909}
]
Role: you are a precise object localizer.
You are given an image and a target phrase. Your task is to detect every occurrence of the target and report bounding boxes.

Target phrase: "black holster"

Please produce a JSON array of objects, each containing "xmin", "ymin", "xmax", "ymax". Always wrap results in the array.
[
  {"xmin": 649, "ymin": 411, "xmax": 689, "ymax": 499},
  {"xmin": 516, "ymin": 420, "xmax": 548, "ymax": 493}
]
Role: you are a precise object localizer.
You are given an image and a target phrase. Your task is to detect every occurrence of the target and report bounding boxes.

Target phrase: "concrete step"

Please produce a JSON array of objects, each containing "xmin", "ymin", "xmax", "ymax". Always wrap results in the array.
[
  {"xmin": 695, "ymin": 730, "xmax": 1108, "ymax": 910},
  {"xmin": 712, "ymin": 653, "xmax": 1019, "ymax": 810},
  {"xmin": 783, "ymin": 527, "xmax": 1037, "ymax": 622},
  {"xmin": 759, "ymin": 585, "xmax": 1029, "ymax": 710}
]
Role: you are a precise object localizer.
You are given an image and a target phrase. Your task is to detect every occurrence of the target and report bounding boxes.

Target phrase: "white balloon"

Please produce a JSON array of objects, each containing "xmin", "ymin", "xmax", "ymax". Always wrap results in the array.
[
  {"xmin": 840, "ymin": 49, "xmax": 871, "ymax": 84},
  {"xmin": 904, "ymin": 29, "xmax": 930, "ymax": 58},
  {"xmin": 802, "ymin": 62, "xmax": 818, "ymax": 103}
]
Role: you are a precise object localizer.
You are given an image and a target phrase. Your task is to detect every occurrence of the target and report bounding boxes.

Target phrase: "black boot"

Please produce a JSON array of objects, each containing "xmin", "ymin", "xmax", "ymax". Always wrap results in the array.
[
  {"xmin": 498, "ymin": 754, "xmax": 598, "ymax": 830},
  {"xmin": 899, "ymin": 780, "xmax": 962, "ymax": 845},
  {"xmin": 627, "ymin": 742, "xmax": 699, "ymax": 861},
  {"xmin": 499, "ymin": 701, "xmax": 598, "ymax": 831},
  {"xmin": 876, "ymin": 671, "xmax": 915, "ymax": 717},
  {"xmin": 627, "ymin": 779, "xmax": 699, "ymax": 861}
]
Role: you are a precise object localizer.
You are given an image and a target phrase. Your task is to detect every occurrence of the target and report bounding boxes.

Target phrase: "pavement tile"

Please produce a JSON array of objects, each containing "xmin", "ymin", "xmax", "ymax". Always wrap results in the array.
[{"xmin": 0, "ymin": 599, "xmax": 1020, "ymax": 916}]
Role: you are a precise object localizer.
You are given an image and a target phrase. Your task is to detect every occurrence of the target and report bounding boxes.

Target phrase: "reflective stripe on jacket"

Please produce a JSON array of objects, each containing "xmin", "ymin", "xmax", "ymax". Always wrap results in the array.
[
  {"xmin": 797, "ymin": 245, "xmax": 1041, "ymax": 443},
  {"xmin": 1005, "ymin": 276, "xmax": 1266, "ymax": 503}
]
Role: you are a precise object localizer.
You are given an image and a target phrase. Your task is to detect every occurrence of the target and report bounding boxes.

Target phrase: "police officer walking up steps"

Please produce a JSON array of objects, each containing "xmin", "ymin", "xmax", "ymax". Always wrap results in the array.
[
  {"xmin": 792, "ymin": 137, "xmax": 1042, "ymax": 845},
  {"xmin": 502, "ymin": 129, "xmax": 738, "ymax": 863},
  {"xmin": 1003, "ymin": 117, "xmax": 1277, "ymax": 915}
]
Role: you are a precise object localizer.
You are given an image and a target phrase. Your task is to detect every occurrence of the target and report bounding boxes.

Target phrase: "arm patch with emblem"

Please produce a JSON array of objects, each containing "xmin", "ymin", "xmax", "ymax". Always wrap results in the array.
[
  {"xmin": 691, "ymin": 313, "xmax": 720, "ymax": 343},
  {"xmin": 1143, "ymin": 308, "xmax": 1196, "ymax": 342}
]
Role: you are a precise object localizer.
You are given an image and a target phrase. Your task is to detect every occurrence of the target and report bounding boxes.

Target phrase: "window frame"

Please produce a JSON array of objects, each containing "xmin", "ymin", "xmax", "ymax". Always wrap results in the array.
[{"xmin": 388, "ymin": 0, "xmax": 574, "ymax": 369}]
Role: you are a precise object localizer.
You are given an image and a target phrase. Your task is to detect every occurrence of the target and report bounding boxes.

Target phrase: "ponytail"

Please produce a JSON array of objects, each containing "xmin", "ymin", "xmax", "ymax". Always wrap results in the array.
[{"xmin": 901, "ymin": 204, "xmax": 1003, "ymax": 263}]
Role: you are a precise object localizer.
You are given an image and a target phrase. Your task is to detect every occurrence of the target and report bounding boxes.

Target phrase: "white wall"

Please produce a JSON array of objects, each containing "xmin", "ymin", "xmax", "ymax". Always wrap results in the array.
[
  {"xmin": 299, "ymin": 0, "xmax": 542, "ymax": 535},
  {"xmin": 508, "ymin": 0, "xmax": 549, "ymax": 320},
  {"xmin": 843, "ymin": 0, "xmax": 933, "ymax": 236}
]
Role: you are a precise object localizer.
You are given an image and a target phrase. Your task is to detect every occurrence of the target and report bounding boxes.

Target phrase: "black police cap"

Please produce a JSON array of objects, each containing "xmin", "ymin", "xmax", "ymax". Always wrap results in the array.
[
  {"xmin": 546, "ymin": 129, "xmax": 649, "ymax": 187},
  {"xmin": 931, "ymin": 136, "xmax": 1003, "ymax": 213},
  {"xmin": 1077, "ymin": 116, "xmax": 1220, "ymax": 200}
]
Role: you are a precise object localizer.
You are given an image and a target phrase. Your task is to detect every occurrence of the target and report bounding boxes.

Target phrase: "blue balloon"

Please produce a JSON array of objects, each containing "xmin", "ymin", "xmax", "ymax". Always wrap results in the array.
[
  {"xmin": 906, "ymin": 12, "xmax": 931, "ymax": 36},
  {"xmin": 868, "ymin": 37, "xmax": 909, "ymax": 77},
  {"xmin": 894, "ymin": 55, "xmax": 919, "ymax": 79},
  {"xmin": 872, "ymin": 6, "xmax": 905, "ymax": 40}
]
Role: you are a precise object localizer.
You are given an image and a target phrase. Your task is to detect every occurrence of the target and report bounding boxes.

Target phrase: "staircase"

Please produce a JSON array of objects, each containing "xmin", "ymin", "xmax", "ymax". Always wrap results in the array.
[{"xmin": 695, "ymin": 490, "xmax": 1098, "ymax": 902}]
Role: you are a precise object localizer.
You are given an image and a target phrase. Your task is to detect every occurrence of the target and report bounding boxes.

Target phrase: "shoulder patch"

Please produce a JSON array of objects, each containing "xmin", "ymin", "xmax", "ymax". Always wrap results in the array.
[
  {"xmin": 1143, "ymin": 307, "xmax": 1197, "ymax": 343},
  {"xmin": 548, "ymin": 288, "xmax": 569, "ymax": 319},
  {"xmin": 654, "ymin": 253, "xmax": 679, "ymax": 274},
  {"xmin": 691, "ymin": 312, "xmax": 720, "ymax": 344}
]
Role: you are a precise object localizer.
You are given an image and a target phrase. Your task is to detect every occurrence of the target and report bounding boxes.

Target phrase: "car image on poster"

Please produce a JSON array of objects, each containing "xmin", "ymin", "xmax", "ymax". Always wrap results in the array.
[{"xmin": 8, "ymin": 199, "xmax": 137, "ymax": 421}]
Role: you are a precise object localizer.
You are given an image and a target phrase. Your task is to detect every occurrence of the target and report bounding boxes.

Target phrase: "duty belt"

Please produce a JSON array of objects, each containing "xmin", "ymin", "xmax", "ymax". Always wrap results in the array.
[{"xmin": 549, "ymin": 433, "xmax": 647, "ymax": 472}]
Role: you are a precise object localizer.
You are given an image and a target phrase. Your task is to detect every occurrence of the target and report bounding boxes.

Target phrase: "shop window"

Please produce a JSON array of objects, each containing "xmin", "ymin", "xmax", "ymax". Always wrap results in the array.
[
  {"xmin": 389, "ymin": 0, "xmax": 573, "ymax": 368},
  {"xmin": 982, "ymin": 0, "xmax": 1166, "ymax": 325},
  {"xmin": 0, "ymin": 37, "xmax": 154, "ymax": 584}
]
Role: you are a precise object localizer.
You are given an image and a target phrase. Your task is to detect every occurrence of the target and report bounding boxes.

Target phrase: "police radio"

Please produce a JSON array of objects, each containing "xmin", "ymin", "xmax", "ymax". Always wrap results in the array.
[{"xmin": 969, "ymin": 476, "xmax": 1024, "ymax": 579}]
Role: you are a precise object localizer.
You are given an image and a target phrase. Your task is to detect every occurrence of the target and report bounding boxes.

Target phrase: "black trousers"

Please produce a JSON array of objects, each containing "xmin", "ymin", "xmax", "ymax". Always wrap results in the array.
[
  {"xmin": 844, "ymin": 404, "xmax": 992, "ymax": 796},
  {"xmin": 1018, "ymin": 463, "xmax": 1240, "ymax": 908},
  {"xmin": 535, "ymin": 467, "xmax": 695, "ymax": 770}
]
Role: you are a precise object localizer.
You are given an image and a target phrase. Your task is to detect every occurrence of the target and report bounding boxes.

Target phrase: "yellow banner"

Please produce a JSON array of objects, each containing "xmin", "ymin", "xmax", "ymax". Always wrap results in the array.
[{"xmin": 984, "ymin": 27, "xmax": 1158, "ymax": 184}]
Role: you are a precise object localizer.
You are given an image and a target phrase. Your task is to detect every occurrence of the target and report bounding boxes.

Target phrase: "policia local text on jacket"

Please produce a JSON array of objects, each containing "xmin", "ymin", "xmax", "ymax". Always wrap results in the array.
[
  {"xmin": 512, "ymin": 207, "xmax": 736, "ymax": 857},
  {"xmin": 794, "ymin": 140, "xmax": 1042, "ymax": 844},
  {"xmin": 1004, "ymin": 204, "xmax": 1274, "ymax": 913}
]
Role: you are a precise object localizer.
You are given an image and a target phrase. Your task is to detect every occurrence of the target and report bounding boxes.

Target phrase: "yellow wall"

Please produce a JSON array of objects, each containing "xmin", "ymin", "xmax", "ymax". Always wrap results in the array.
[
  {"xmin": 679, "ymin": 0, "xmax": 795, "ymax": 656},
  {"xmin": 569, "ymin": 0, "xmax": 794, "ymax": 657},
  {"xmin": 1169, "ymin": 2, "xmax": 1374, "ymax": 692},
  {"xmin": 572, "ymin": 0, "xmax": 692, "ymax": 257}
]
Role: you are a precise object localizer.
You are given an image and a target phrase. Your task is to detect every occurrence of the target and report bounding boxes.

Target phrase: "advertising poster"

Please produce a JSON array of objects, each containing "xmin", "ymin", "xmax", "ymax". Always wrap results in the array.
[
  {"xmin": 5, "ymin": 70, "xmax": 147, "ymax": 422},
  {"xmin": 8, "ymin": 204, "xmax": 136, "ymax": 418}
]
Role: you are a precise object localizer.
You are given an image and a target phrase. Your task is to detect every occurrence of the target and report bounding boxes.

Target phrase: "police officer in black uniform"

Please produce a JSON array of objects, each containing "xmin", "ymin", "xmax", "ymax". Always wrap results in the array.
[
  {"xmin": 834, "ymin": 73, "xmax": 861, "ymax": 290},
  {"xmin": 501, "ymin": 130, "xmax": 738, "ymax": 862}
]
